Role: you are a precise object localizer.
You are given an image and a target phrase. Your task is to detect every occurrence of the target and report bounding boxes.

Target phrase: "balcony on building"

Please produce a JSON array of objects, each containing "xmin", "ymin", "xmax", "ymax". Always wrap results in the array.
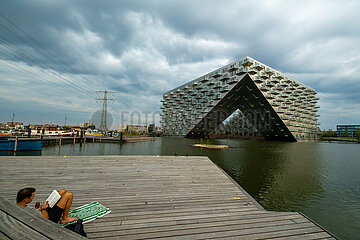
[
  {"xmin": 200, "ymin": 77, "xmax": 210, "ymax": 83},
  {"xmin": 228, "ymin": 76, "xmax": 238, "ymax": 84},
  {"xmin": 277, "ymin": 97, "xmax": 285, "ymax": 102},
  {"xmin": 241, "ymin": 59, "xmax": 253, "ymax": 67},
  {"xmin": 264, "ymin": 80, "xmax": 274, "ymax": 87},
  {"xmin": 284, "ymin": 88, "xmax": 292, "ymax": 94},
  {"xmin": 273, "ymin": 74, "xmax": 284, "ymax": 80},
  {"xmin": 260, "ymin": 86, "xmax": 270, "ymax": 92},
  {"xmin": 272, "ymin": 101, "xmax": 280, "ymax": 106},
  {"xmin": 279, "ymin": 81, "xmax": 287, "ymax": 87},
  {"xmin": 220, "ymin": 73, "xmax": 230, "ymax": 81},
  {"xmin": 214, "ymin": 93, "xmax": 221, "ymax": 100},
  {"xmin": 228, "ymin": 63, "xmax": 238, "ymax": 72},
  {"xmin": 195, "ymin": 84, "xmax": 202, "ymax": 90},
  {"xmin": 247, "ymin": 67, "xmax": 257, "ymax": 75},
  {"xmin": 201, "ymin": 88, "xmax": 208, "ymax": 93},
  {"xmin": 264, "ymin": 68, "xmax": 275, "ymax": 76},
  {"xmin": 281, "ymin": 115, "xmax": 289, "ymax": 120},
  {"xmin": 253, "ymin": 63, "xmax": 264, "ymax": 71},
  {"xmin": 288, "ymin": 84, "xmax": 296, "ymax": 90},
  {"xmin": 270, "ymin": 77, "xmax": 280, "ymax": 84},
  {"xmin": 253, "ymin": 76, "xmax": 263, "ymax": 83},
  {"xmin": 266, "ymin": 93, "xmax": 275, "ymax": 99},
  {"xmin": 292, "ymin": 92, "xmax": 300, "ymax": 97},
  {"xmin": 213, "ymin": 82, "xmax": 222, "ymax": 89},
  {"xmin": 235, "ymin": 67, "xmax": 247, "ymax": 75},
  {"xmin": 220, "ymin": 86, "xmax": 229, "ymax": 93},
  {"xmin": 275, "ymin": 85, "xmax": 283, "ymax": 91},
  {"xmin": 208, "ymin": 101, "xmax": 215, "ymax": 107},
  {"xmin": 212, "ymin": 70, "xmax": 222, "ymax": 78},
  {"xmin": 207, "ymin": 90, "xmax": 215, "ymax": 96},
  {"xmin": 270, "ymin": 90, "xmax": 280, "ymax": 95},
  {"xmin": 292, "ymin": 82, "xmax": 299, "ymax": 87}
]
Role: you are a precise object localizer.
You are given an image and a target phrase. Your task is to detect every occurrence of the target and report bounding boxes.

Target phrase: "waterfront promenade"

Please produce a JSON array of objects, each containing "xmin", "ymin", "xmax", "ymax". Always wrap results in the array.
[{"xmin": 0, "ymin": 155, "xmax": 336, "ymax": 239}]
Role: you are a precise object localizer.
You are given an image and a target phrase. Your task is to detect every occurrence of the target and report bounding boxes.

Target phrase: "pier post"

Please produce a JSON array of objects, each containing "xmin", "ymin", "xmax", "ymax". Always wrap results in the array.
[
  {"xmin": 120, "ymin": 132, "xmax": 123, "ymax": 142},
  {"xmin": 59, "ymin": 136, "xmax": 62, "ymax": 147},
  {"xmin": 27, "ymin": 126, "xmax": 31, "ymax": 138},
  {"xmin": 80, "ymin": 130, "xmax": 84, "ymax": 141},
  {"xmin": 73, "ymin": 134, "xmax": 76, "ymax": 145},
  {"xmin": 14, "ymin": 137, "xmax": 18, "ymax": 152},
  {"xmin": 93, "ymin": 136, "xmax": 95, "ymax": 143}
]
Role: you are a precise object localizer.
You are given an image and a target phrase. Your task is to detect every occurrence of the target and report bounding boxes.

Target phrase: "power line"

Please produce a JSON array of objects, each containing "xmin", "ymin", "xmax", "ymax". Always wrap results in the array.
[
  {"xmin": 0, "ymin": 59, "xmax": 92, "ymax": 100},
  {"xmin": 0, "ymin": 12, "xmax": 101, "ymax": 96},
  {"xmin": 0, "ymin": 23, "xmax": 97, "ymax": 98},
  {"xmin": 0, "ymin": 11, "xmax": 100, "ymax": 92}
]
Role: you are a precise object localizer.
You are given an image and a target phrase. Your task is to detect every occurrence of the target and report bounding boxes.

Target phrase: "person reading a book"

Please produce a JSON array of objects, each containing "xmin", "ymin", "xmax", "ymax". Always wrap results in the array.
[{"xmin": 16, "ymin": 187, "xmax": 78, "ymax": 224}]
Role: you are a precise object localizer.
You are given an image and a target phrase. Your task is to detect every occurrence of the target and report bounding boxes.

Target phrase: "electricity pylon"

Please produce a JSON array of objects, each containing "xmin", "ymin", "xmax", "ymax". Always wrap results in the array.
[{"xmin": 96, "ymin": 90, "xmax": 115, "ymax": 132}]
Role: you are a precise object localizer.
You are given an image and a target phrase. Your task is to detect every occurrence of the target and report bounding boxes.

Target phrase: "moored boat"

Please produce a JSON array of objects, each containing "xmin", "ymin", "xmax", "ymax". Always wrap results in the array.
[{"xmin": 0, "ymin": 138, "xmax": 43, "ymax": 151}]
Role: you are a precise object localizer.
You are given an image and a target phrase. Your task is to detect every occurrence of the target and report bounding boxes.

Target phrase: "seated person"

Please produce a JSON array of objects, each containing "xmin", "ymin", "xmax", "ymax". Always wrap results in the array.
[{"xmin": 16, "ymin": 187, "xmax": 78, "ymax": 224}]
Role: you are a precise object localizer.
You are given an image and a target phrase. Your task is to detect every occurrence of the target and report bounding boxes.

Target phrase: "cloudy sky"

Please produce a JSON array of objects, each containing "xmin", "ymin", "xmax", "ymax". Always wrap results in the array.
[{"xmin": 0, "ymin": 0, "xmax": 359, "ymax": 130}]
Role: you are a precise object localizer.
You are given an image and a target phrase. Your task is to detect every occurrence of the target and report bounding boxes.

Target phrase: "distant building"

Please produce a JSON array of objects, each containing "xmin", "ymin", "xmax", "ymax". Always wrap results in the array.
[
  {"xmin": 118, "ymin": 124, "xmax": 127, "ymax": 132},
  {"xmin": 30, "ymin": 125, "xmax": 58, "ymax": 134},
  {"xmin": 126, "ymin": 124, "xmax": 148, "ymax": 133},
  {"xmin": 337, "ymin": 125, "xmax": 360, "ymax": 137},
  {"xmin": 148, "ymin": 124, "xmax": 155, "ymax": 133},
  {"xmin": 6, "ymin": 122, "xmax": 24, "ymax": 129},
  {"xmin": 80, "ymin": 122, "xmax": 95, "ymax": 129}
]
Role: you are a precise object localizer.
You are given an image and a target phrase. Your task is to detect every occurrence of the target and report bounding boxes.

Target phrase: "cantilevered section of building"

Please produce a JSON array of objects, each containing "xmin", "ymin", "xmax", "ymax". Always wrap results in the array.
[{"xmin": 160, "ymin": 56, "xmax": 319, "ymax": 141}]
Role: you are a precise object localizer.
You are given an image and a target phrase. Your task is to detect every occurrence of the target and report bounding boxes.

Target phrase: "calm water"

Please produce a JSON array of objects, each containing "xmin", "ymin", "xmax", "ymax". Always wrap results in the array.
[{"xmin": 15, "ymin": 137, "xmax": 360, "ymax": 239}]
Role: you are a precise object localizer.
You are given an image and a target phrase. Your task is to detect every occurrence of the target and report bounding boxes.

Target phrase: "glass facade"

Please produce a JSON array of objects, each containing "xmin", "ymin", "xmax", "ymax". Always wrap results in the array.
[{"xmin": 337, "ymin": 125, "xmax": 360, "ymax": 137}]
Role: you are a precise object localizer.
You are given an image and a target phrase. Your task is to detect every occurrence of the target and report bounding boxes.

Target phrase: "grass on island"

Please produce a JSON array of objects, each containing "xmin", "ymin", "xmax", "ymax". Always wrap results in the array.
[{"xmin": 192, "ymin": 138, "xmax": 229, "ymax": 149}]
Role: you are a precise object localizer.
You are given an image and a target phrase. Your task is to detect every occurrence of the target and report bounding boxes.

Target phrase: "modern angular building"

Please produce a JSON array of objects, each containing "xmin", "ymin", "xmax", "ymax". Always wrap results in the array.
[{"xmin": 160, "ymin": 56, "xmax": 319, "ymax": 141}]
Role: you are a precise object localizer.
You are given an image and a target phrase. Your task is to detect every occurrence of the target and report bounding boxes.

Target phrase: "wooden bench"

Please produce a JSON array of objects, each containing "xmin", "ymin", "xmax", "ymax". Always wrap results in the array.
[{"xmin": 0, "ymin": 197, "xmax": 86, "ymax": 239}]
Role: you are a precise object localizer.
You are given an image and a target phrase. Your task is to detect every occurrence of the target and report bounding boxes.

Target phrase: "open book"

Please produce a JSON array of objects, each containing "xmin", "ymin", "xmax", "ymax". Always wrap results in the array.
[{"xmin": 45, "ymin": 190, "xmax": 61, "ymax": 208}]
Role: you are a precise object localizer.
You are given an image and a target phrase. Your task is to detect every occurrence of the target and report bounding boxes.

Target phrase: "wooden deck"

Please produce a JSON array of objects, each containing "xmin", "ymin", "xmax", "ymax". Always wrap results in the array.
[{"xmin": 0, "ymin": 155, "xmax": 336, "ymax": 239}]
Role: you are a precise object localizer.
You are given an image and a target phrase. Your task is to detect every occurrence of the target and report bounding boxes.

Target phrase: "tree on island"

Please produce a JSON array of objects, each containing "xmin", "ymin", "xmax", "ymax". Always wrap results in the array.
[
  {"xmin": 356, "ymin": 129, "xmax": 360, "ymax": 140},
  {"xmin": 343, "ymin": 129, "xmax": 349, "ymax": 137}
]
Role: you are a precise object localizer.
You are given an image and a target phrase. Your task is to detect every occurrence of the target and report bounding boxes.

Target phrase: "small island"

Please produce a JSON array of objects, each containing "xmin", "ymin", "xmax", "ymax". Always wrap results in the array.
[{"xmin": 192, "ymin": 144, "xmax": 229, "ymax": 149}]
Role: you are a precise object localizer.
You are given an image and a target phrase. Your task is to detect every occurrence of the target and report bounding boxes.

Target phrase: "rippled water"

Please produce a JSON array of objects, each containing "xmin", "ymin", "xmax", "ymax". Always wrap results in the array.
[{"xmin": 13, "ymin": 137, "xmax": 360, "ymax": 239}]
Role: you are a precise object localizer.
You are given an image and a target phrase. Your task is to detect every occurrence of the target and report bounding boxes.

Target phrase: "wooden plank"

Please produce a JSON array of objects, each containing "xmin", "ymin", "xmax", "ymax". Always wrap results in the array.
[
  {"xmin": 261, "ymin": 231, "xmax": 334, "ymax": 239},
  {"xmin": 0, "ymin": 210, "xmax": 48, "ymax": 240},
  {"xmin": 211, "ymin": 227, "xmax": 329, "ymax": 240},
  {"xmin": 0, "ymin": 155, "xmax": 334, "ymax": 240},
  {"xmin": 85, "ymin": 213, "xmax": 305, "ymax": 236},
  {"xmin": 0, "ymin": 231, "xmax": 11, "ymax": 240},
  {"xmin": 0, "ymin": 197, "xmax": 86, "ymax": 240}
]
